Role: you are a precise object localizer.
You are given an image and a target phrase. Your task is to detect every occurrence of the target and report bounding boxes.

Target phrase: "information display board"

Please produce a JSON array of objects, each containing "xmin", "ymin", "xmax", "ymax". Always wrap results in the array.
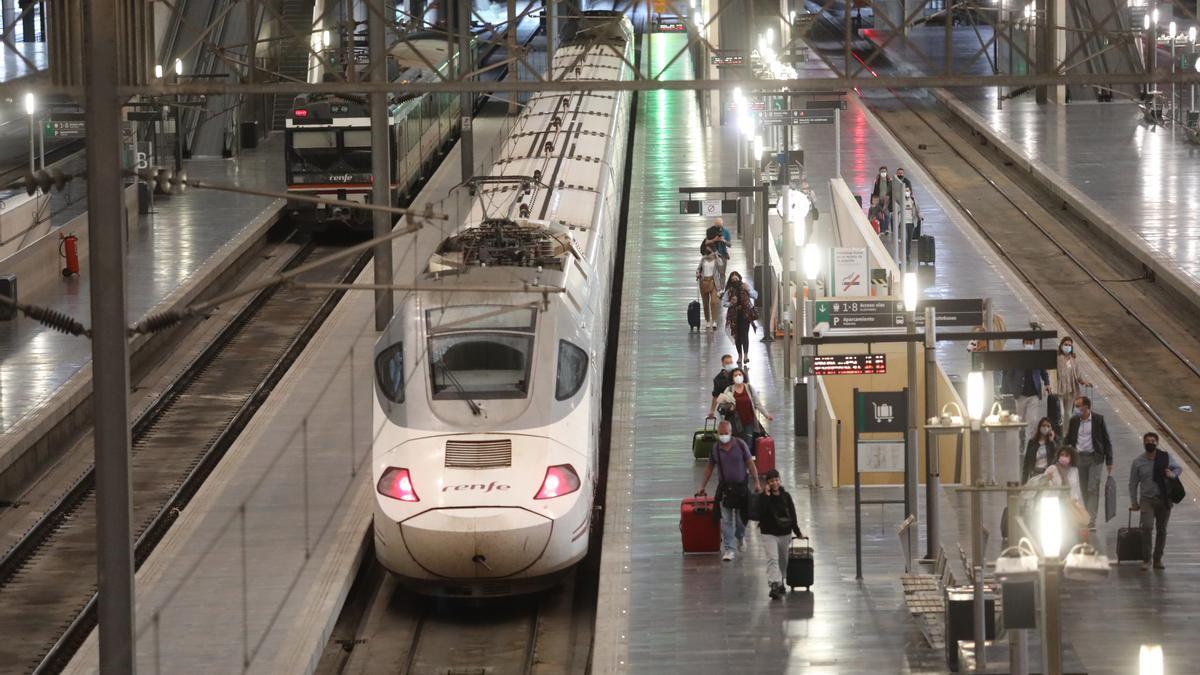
[{"xmin": 804, "ymin": 353, "xmax": 887, "ymax": 376}]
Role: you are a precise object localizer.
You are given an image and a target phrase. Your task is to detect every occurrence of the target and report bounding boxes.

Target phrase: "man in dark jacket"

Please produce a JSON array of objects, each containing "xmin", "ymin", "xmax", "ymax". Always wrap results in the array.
[
  {"xmin": 1065, "ymin": 395, "xmax": 1113, "ymax": 528},
  {"xmin": 1130, "ymin": 432, "xmax": 1183, "ymax": 570},
  {"xmin": 707, "ymin": 353, "xmax": 746, "ymax": 419},
  {"xmin": 756, "ymin": 469, "xmax": 803, "ymax": 599},
  {"xmin": 1002, "ymin": 338, "xmax": 1051, "ymax": 444}
]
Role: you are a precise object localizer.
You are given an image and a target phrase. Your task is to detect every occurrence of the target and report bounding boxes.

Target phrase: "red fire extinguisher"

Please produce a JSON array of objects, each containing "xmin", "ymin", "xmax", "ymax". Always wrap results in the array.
[{"xmin": 59, "ymin": 233, "xmax": 80, "ymax": 277}]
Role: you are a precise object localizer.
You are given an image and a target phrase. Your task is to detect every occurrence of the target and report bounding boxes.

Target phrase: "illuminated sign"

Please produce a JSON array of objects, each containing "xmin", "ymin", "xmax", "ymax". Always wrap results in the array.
[
  {"xmin": 805, "ymin": 354, "xmax": 887, "ymax": 376},
  {"xmin": 711, "ymin": 54, "xmax": 745, "ymax": 67}
]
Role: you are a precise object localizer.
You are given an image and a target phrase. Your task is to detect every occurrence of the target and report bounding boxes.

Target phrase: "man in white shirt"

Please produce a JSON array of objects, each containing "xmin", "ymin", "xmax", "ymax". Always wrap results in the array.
[{"xmin": 1064, "ymin": 395, "xmax": 1113, "ymax": 528}]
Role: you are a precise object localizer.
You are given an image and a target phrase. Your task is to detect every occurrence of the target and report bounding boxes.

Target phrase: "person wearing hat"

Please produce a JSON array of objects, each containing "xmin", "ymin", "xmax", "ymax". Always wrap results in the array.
[{"xmin": 755, "ymin": 469, "xmax": 804, "ymax": 599}]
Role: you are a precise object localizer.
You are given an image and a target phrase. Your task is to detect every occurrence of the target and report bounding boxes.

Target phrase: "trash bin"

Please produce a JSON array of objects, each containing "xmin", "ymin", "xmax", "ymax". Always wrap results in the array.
[{"xmin": 945, "ymin": 586, "xmax": 996, "ymax": 672}]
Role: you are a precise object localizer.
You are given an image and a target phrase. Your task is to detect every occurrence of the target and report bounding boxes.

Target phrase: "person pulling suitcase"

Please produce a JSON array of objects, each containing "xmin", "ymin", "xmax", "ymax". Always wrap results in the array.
[{"xmin": 754, "ymin": 469, "xmax": 803, "ymax": 599}]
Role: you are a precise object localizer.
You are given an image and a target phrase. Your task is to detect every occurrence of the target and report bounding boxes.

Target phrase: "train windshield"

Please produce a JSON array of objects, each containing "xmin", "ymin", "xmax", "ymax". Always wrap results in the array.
[
  {"xmin": 426, "ymin": 306, "xmax": 536, "ymax": 400},
  {"xmin": 287, "ymin": 128, "xmax": 375, "ymax": 176}
]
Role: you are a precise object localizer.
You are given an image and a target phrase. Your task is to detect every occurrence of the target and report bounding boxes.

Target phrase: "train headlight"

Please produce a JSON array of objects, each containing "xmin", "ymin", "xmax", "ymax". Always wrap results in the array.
[
  {"xmin": 377, "ymin": 467, "xmax": 420, "ymax": 502},
  {"xmin": 534, "ymin": 464, "xmax": 581, "ymax": 500}
]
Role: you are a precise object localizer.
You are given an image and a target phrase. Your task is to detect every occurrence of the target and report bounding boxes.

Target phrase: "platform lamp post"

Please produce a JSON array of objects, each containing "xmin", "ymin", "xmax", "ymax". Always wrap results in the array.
[
  {"xmin": 24, "ymin": 92, "xmax": 35, "ymax": 176},
  {"xmin": 965, "ymin": 371, "xmax": 988, "ymax": 673},
  {"xmin": 803, "ymin": 242, "xmax": 821, "ymax": 486},
  {"xmin": 1039, "ymin": 494, "xmax": 1065, "ymax": 675},
  {"xmin": 1190, "ymin": 26, "xmax": 1197, "ymax": 114},
  {"xmin": 903, "ymin": 272, "xmax": 920, "ymax": 566},
  {"xmin": 174, "ymin": 58, "xmax": 185, "ymax": 174},
  {"xmin": 1139, "ymin": 644, "xmax": 1164, "ymax": 675}
]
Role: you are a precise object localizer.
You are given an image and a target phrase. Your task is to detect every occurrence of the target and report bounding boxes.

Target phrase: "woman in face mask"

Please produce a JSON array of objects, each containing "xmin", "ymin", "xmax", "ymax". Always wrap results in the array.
[
  {"xmin": 719, "ymin": 368, "xmax": 773, "ymax": 450},
  {"xmin": 722, "ymin": 273, "xmax": 758, "ymax": 365},
  {"xmin": 1044, "ymin": 445, "xmax": 1087, "ymax": 539},
  {"xmin": 901, "ymin": 186, "xmax": 921, "ymax": 249},
  {"xmin": 1054, "ymin": 337, "xmax": 1091, "ymax": 423},
  {"xmin": 695, "ymin": 243, "xmax": 721, "ymax": 330},
  {"xmin": 1022, "ymin": 416, "xmax": 1058, "ymax": 483}
]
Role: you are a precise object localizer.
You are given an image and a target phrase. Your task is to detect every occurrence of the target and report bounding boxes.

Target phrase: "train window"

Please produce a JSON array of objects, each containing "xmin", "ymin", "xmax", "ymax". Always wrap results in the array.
[
  {"xmin": 428, "ymin": 333, "xmax": 533, "ymax": 399},
  {"xmin": 555, "ymin": 340, "xmax": 588, "ymax": 401},
  {"xmin": 341, "ymin": 130, "xmax": 373, "ymax": 173},
  {"xmin": 426, "ymin": 306, "xmax": 536, "ymax": 333},
  {"xmin": 375, "ymin": 343, "xmax": 405, "ymax": 403},
  {"xmin": 288, "ymin": 130, "xmax": 339, "ymax": 173}
]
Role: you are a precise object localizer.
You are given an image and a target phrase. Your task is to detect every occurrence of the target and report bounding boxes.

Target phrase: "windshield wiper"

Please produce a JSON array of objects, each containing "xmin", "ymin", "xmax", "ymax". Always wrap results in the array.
[{"xmin": 433, "ymin": 357, "xmax": 483, "ymax": 416}]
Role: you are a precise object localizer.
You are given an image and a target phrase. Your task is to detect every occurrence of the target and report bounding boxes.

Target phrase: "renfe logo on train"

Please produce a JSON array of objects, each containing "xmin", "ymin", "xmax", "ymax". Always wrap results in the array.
[
  {"xmin": 327, "ymin": 174, "xmax": 354, "ymax": 182},
  {"xmin": 443, "ymin": 481, "xmax": 512, "ymax": 493}
]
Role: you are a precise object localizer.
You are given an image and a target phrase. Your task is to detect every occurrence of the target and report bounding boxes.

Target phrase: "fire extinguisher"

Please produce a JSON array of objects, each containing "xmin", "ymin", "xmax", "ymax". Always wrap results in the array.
[{"xmin": 59, "ymin": 233, "xmax": 80, "ymax": 277}]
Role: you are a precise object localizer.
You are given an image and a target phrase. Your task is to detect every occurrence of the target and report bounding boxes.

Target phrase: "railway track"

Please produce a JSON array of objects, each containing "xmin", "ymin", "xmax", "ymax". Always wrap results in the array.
[
  {"xmin": 319, "ymin": 555, "xmax": 588, "ymax": 675},
  {"xmin": 808, "ymin": 18, "xmax": 1200, "ymax": 463},
  {"xmin": 0, "ymin": 234, "xmax": 368, "ymax": 674}
]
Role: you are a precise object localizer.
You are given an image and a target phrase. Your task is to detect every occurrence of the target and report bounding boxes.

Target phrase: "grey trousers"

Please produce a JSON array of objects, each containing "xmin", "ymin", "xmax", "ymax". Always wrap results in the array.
[
  {"xmin": 761, "ymin": 533, "xmax": 791, "ymax": 586},
  {"xmin": 1139, "ymin": 496, "xmax": 1171, "ymax": 562},
  {"xmin": 1076, "ymin": 451, "xmax": 1105, "ymax": 526}
]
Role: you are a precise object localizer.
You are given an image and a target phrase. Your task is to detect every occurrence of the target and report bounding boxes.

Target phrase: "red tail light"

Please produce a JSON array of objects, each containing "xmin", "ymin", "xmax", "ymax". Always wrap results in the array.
[
  {"xmin": 377, "ymin": 467, "xmax": 419, "ymax": 502},
  {"xmin": 534, "ymin": 464, "xmax": 581, "ymax": 500},
  {"xmin": 293, "ymin": 108, "xmax": 309, "ymax": 118}
]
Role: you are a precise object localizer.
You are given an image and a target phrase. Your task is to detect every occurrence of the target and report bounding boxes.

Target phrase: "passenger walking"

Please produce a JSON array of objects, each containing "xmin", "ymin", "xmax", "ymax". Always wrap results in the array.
[
  {"xmin": 704, "ymin": 218, "xmax": 732, "ymax": 289},
  {"xmin": 696, "ymin": 420, "xmax": 762, "ymax": 561},
  {"xmin": 1129, "ymin": 432, "xmax": 1183, "ymax": 570},
  {"xmin": 717, "ymin": 367, "xmax": 772, "ymax": 451},
  {"xmin": 755, "ymin": 469, "xmax": 804, "ymax": 599},
  {"xmin": 1052, "ymin": 337, "xmax": 1091, "ymax": 432},
  {"xmin": 1064, "ymin": 395, "xmax": 1113, "ymax": 528},
  {"xmin": 867, "ymin": 194, "xmax": 889, "ymax": 235},
  {"xmin": 871, "ymin": 166, "xmax": 894, "ymax": 203},
  {"xmin": 707, "ymin": 354, "xmax": 740, "ymax": 419},
  {"xmin": 901, "ymin": 185, "xmax": 921, "ymax": 247},
  {"xmin": 1002, "ymin": 338, "xmax": 1051, "ymax": 442},
  {"xmin": 1043, "ymin": 445, "xmax": 1087, "ymax": 544},
  {"xmin": 695, "ymin": 244, "xmax": 721, "ymax": 330},
  {"xmin": 895, "ymin": 167, "xmax": 913, "ymax": 193},
  {"xmin": 1022, "ymin": 417, "xmax": 1058, "ymax": 483},
  {"xmin": 723, "ymin": 272, "xmax": 758, "ymax": 365}
]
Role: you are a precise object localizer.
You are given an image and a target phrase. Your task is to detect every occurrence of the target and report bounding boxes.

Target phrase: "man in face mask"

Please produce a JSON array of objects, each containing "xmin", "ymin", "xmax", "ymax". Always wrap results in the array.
[
  {"xmin": 697, "ymin": 420, "xmax": 762, "ymax": 561},
  {"xmin": 1064, "ymin": 395, "xmax": 1113, "ymax": 528},
  {"xmin": 708, "ymin": 354, "xmax": 747, "ymax": 419},
  {"xmin": 1002, "ymin": 339, "xmax": 1051, "ymax": 443},
  {"xmin": 871, "ymin": 165, "xmax": 893, "ymax": 203},
  {"xmin": 1129, "ymin": 432, "xmax": 1182, "ymax": 570}
]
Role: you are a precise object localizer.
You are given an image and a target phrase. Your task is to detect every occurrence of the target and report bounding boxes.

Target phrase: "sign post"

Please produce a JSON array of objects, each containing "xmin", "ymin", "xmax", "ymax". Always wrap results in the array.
[{"xmin": 853, "ymin": 388, "xmax": 909, "ymax": 579}]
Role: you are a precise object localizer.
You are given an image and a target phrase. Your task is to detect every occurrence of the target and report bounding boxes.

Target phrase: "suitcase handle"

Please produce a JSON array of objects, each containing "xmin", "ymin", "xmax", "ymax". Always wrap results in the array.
[{"xmin": 703, "ymin": 418, "xmax": 717, "ymax": 432}]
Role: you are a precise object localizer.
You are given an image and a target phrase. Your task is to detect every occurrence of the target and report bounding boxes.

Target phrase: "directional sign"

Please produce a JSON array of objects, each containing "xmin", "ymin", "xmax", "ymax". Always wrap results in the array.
[
  {"xmin": 815, "ymin": 298, "xmax": 985, "ymax": 332},
  {"xmin": 759, "ymin": 109, "xmax": 835, "ymax": 126},
  {"xmin": 804, "ymin": 353, "xmax": 887, "ymax": 376},
  {"xmin": 44, "ymin": 120, "xmax": 85, "ymax": 139}
]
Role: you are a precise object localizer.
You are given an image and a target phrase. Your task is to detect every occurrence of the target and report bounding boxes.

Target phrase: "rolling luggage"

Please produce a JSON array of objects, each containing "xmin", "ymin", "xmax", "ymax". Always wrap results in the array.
[
  {"xmin": 688, "ymin": 300, "xmax": 701, "ymax": 331},
  {"xmin": 917, "ymin": 235, "xmax": 936, "ymax": 265},
  {"xmin": 1116, "ymin": 510, "xmax": 1147, "ymax": 563},
  {"xmin": 692, "ymin": 418, "xmax": 718, "ymax": 460},
  {"xmin": 680, "ymin": 493, "xmax": 721, "ymax": 553},
  {"xmin": 754, "ymin": 434, "xmax": 776, "ymax": 475},
  {"xmin": 786, "ymin": 537, "xmax": 814, "ymax": 590}
]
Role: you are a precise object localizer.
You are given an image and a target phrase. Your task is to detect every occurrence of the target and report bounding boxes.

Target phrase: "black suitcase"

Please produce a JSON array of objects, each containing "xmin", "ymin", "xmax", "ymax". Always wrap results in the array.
[
  {"xmin": 918, "ymin": 235, "xmax": 935, "ymax": 265},
  {"xmin": 687, "ymin": 300, "xmax": 701, "ymax": 330},
  {"xmin": 786, "ymin": 537, "xmax": 814, "ymax": 590},
  {"xmin": 1117, "ymin": 511, "xmax": 1147, "ymax": 563}
]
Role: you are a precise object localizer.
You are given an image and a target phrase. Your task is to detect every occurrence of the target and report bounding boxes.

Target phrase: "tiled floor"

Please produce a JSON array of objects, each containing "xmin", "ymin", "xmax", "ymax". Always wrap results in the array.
[
  {"xmin": 0, "ymin": 138, "xmax": 284, "ymax": 432},
  {"xmin": 596, "ymin": 33, "xmax": 1200, "ymax": 674}
]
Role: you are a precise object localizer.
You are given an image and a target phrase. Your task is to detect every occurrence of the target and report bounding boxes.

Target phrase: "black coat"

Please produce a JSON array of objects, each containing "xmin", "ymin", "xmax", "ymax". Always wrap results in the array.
[
  {"xmin": 1022, "ymin": 437, "xmax": 1058, "ymax": 483},
  {"xmin": 1065, "ymin": 413, "xmax": 1113, "ymax": 466},
  {"xmin": 756, "ymin": 488, "xmax": 801, "ymax": 536}
]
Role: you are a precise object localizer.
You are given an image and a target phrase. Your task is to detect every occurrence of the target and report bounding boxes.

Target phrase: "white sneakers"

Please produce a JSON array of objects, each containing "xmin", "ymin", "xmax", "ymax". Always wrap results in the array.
[{"xmin": 722, "ymin": 550, "xmax": 735, "ymax": 561}]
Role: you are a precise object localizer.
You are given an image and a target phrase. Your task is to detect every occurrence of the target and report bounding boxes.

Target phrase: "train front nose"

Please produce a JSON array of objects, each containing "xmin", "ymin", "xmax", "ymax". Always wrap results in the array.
[{"xmin": 400, "ymin": 507, "xmax": 552, "ymax": 578}]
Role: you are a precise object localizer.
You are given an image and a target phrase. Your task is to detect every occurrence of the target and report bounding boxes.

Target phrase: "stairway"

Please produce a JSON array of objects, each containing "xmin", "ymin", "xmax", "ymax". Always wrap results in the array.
[{"xmin": 270, "ymin": 0, "xmax": 319, "ymax": 130}]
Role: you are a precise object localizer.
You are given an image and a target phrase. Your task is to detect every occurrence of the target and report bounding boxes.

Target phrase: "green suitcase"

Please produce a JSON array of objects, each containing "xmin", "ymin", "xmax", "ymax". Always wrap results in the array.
[{"xmin": 692, "ymin": 418, "xmax": 718, "ymax": 460}]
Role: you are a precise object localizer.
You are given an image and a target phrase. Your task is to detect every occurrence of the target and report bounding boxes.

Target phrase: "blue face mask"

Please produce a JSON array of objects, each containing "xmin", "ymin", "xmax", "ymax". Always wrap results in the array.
[{"xmin": 1073, "ymin": 406, "xmax": 1083, "ymax": 416}]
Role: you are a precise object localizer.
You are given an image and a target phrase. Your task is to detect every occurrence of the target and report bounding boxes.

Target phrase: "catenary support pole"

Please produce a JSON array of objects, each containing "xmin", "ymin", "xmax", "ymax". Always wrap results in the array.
[
  {"xmin": 458, "ymin": 0, "xmax": 473, "ymax": 180},
  {"xmin": 781, "ymin": 127, "xmax": 792, "ymax": 377},
  {"xmin": 548, "ymin": 0, "xmax": 558, "ymax": 69},
  {"xmin": 85, "ymin": 0, "xmax": 136, "ymax": 670},
  {"xmin": 508, "ymin": 0, "xmax": 518, "ymax": 113},
  {"xmin": 370, "ymin": 0, "xmax": 394, "ymax": 330}
]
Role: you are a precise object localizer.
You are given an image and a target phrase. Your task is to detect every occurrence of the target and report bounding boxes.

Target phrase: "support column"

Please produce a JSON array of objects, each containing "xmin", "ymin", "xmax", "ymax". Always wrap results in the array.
[
  {"xmin": 370, "ymin": 0, "xmax": 394, "ymax": 330},
  {"xmin": 457, "ymin": 0, "xmax": 473, "ymax": 179},
  {"xmin": 507, "ymin": 0, "xmax": 517, "ymax": 113},
  {"xmin": 923, "ymin": 307, "xmax": 940, "ymax": 559},
  {"xmin": 548, "ymin": 0, "xmax": 557, "ymax": 70},
  {"xmin": 85, "ymin": 0, "xmax": 136, "ymax": 670}
]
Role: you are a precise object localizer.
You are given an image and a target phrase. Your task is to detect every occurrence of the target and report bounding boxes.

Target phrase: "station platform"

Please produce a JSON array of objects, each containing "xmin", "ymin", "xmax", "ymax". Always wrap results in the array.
[
  {"xmin": 594, "ymin": 33, "xmax": 1200, "ymax": 674},
  {"xmin": 62, "ymin": 106, "xmax": 515, "ymax": 674},
  {"xmin": 0, "ymin": 139, "xmax": 285, "ymax": 439},
  {"xmin": 860, "ymin": 25, "xmax": 1200, "ymax": 299}
]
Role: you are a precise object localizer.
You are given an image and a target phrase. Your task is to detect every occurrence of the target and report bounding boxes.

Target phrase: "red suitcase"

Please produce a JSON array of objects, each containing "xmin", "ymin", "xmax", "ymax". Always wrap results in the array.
[
  {"xmin": 680, "ymin": 493, "xmax": 721, "ymax": 554},
  {"xmin": 754, "ymin": 435, "xmax": 776, "ymax": 475}
]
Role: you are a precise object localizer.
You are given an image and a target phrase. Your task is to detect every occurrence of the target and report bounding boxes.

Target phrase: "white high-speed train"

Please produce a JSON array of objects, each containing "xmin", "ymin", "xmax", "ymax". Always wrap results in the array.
[{"xmin": 370, "ymin": 11, "xmax": 634, "ymax": 597}]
